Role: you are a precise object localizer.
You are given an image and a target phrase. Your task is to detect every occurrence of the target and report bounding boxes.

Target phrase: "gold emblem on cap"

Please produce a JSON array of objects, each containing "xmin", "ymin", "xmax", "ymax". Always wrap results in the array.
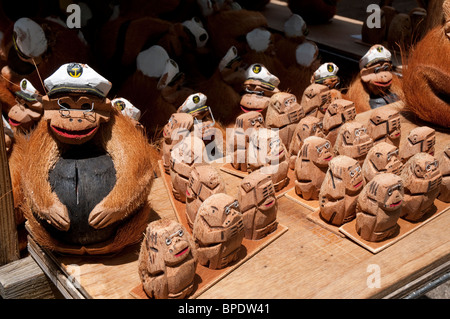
[
  {"xmin": 193, "ymin": 95, "xmax": 200, "ymax": 104},
  {"xmin": 252, "ymin": 64, "xmax": 261, "ymax": 74},
  {"xmin": 67, "ymin": 63, "xmax": 83, "ymax": 78},
  {"xmin": 327, "ymin": 64, "xmax": 334, "ymax": 73}
]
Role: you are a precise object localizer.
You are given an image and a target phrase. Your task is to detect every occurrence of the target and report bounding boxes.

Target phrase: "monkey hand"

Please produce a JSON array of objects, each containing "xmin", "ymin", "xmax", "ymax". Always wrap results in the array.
[
  {"xmin": 88, "ymin": 202, "xmax": 124, "ymax": 229},
  {"xmin": 39, "ymin": 202, "xmax": 70, "ymax": 231}
]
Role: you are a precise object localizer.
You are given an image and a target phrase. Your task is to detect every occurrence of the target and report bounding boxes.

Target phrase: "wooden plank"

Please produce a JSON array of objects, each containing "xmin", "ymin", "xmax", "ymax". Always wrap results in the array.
[
  {"xmin": 0, "ymin": 120, "xmax": 19, "ymax": 266},
  {"xmin": 0, "ymin": 255, "xmax": 58, "ymax": 299}
]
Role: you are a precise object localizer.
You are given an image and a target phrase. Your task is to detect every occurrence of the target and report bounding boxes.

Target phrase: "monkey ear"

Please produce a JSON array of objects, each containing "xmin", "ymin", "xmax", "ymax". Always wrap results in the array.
[{"xmin": 145, "ymin": 239, "xmax": 167, "ymax": 276}]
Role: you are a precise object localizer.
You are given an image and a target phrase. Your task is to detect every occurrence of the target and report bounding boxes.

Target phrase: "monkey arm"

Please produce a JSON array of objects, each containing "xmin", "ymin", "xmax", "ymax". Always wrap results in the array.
[
  {"xmin": 21, "ymin": 121, "xmax": 70, "ymax": 231},
  {"xmin": 89, "ymin": 114, "xmax": 156, "ymax": 229}
]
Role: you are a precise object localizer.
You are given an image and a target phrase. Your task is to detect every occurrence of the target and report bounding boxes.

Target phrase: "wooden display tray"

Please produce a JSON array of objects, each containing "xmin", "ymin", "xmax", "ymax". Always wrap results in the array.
[
  {"xmin": 284, "ymin": 187, "xmax": 320, "ymax": 212},
  {"xmin": 151, "ymin": 160, "xmax": 288, "ymax": 299},
  {"xmin": 340, "ymin": 199, "xmax": 450, "ymax": 254},
  {"xmin": 130, "ymin": 225, "xmax": 288, "ymax": 299},
  {"xmin": 219, "ymin": 162, "xmax": 296, "ymax": 198},
  {"xmin": 306, "ymin": 209, "xmax": 345, "ymax": 238}
]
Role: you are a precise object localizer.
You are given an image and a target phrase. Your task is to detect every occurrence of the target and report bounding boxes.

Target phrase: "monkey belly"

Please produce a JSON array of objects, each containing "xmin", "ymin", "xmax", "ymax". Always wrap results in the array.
[{"xmin": 46, "ymin": 146, "xmax": 117, "ymax": 245}]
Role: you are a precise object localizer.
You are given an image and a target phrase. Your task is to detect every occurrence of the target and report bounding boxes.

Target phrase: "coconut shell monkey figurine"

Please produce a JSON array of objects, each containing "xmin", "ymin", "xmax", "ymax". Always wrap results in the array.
[
  {"xmin": 437, "ymin": 144, "xmax": 450, "ymax": 202},
  {"xmin": 20, "ymin": 63, "xmax": 156, "ymax": 255},
  {"xmin": 185, "ymin": 163, "xmax": 226, "ymax": 229},
  {"xmin": 7, "ymin": 78, "xmax": 43, "ymax": 132},
  {"xmin": 138, "ymin": 219, "xmax": 197, "ymax": 299},
  {"xmin": 300, "ymin": 62, "xmax": 342, "ymax": 118},
  {"xmin": 400, "ymin": 153, "xmax": 442, "ymax": 222},
  {"xmin": 319, "ymin": 155, "xmax": 365, "ymax": 226},
  {"xmin": 247, "ymin": 128, "xmax": 289, "ymax": 192},
  {"xmin": 177, "ymin": 92, "xmax": 224, "ymax": 160},
  {"xmin": 288, "ymin": 116, "xmax": 325, "ymax": 169},
  {"xmin": 334, "ymin": 121, "xmax": 374, "ymax": 166},
  {"xmin": 366, "ymin": 107, "xmax": 401, "ymax": 148},
  {"xmin": 294, "ymin": 136, "xmax": 333, "ymax": 200},
  {"xmin": 228, "ymin": 111, "xmax": 265, "ymax": 172},
  {"xmin": 162, "ymin": 113, "xmax": 194, "ymax": 174},
  {"xmin": 322, "ymin": 98, "xmax": 357, "ymax": 146},
  {"xmin": 362, "ymin": 142, "xmax": 403, "ymax": 183},
  {"xmin": 346, "ymin": 44, "xmax": 400, "ymax": 112},
  {"xmin": 240, "ymin": 63, "xmax": 280, "ymax": 114},
  {"xmin": 238, "ymin": 171, "xmax": 278, "ymax": 240},
  {"xmin": 170, "ymin": 134, "xmax": 206, "ymax": 202},
  {"xmin": 193, "ymin": 193, "xmax": 245, "ymax": 269},
  {"xmin": 355, "ymin": 173, "xmax": 404, "ymax": 242},
  {"xmin": 399, "ymin": 126, "xmax": 436, "ymax": 163},
  {"xmin": 265, "ymin": 92, "xmax": 305, "ymax": 148}
]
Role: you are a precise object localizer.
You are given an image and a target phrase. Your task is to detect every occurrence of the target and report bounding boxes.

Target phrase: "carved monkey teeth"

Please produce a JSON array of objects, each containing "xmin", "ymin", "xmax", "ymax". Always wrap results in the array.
[
  {"xmin": 51, "ymin": 125, "xmax": 98, "ymax": 139},
  {"xmin": 175, "ymin": 246, "xmax": 189, "ymax": 258}
]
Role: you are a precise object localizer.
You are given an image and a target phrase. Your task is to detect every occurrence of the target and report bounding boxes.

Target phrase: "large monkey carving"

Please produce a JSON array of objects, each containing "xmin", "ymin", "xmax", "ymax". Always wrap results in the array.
[{"xmin": 19, "ymin": 63, "xmax": 157, "ymax": 255}]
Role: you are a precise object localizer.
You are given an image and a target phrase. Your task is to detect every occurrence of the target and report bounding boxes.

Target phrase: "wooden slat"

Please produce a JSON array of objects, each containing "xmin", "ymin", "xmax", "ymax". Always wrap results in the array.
[{"xmin": 0, "ymin": 255, "xmax": 57, "ymax": 299}]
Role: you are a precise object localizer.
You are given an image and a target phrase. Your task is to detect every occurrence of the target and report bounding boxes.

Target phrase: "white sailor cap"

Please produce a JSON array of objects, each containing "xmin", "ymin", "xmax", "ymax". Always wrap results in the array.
[
  {"xmin": 44, "ymin": 63, "xmax": 112, "ymax": 98},
  {"xmin": 284, "ymin": 14, "xmax": 308, "ymax": 38},
  {"xmin": 15, "ymin": 78, "xmax": 39, "ymax": 102},
  {"xmin": 245, "ymin": 63, "xmax": 280, "ymax": 87},
  {"xmin": 179, "ymin": 93, "xmax": 208, "ymax": 114},
  {"xmin": 111, "ymin": 97, "xmax": 141, "ymax": 121},
  {"xmin": 136, "ymin": 45, "xmax": 170, "ymax": 78},
  {"xmin": 182, "ymin": 17, "xmax": 209, "ymax": 48},
  {"xmin": 218, "ymin": 46, "xmax": 241, "ymax": 72},
  {"xmin": 246, "ymin": 28, "xmax": 271, "ymax": 52},
  {"xmin": 359, "ymin": 44, "xmax": 392, "ymax": 70},
  {"xmin": 157, "ymin": 59, "xmax": 183, "ymax": 90},
  {"xmin": 13, "ymin": 18, "xmax": 48, "ymax": 59},
  {"xmin": 313, "ymin": 63, "xmax": 339, "ymax": 82}
]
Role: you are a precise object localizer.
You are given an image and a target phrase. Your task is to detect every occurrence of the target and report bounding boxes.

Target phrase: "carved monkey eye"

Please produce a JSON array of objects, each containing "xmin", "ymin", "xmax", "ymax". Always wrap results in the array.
[
  {"xmin": 178, "ymin": 229, "xmax": 184, "ymax": 237},
  {"xmin": 165, "ymin": 238, "xmax": 172, "ymax": 245}
]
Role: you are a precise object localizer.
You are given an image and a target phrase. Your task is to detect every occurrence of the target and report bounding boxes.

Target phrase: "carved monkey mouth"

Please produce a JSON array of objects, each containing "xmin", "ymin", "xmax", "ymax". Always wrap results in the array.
[
  {"xmin": 240, "ymin": 104, "xmax": 264, "ymax": 113},
  {"xmin": 374, "ymin": 79, "xmax": 392, "ymax": 87},
  {"xmin": 353, "ymin": 181, "xmax": 363, "ymax": 188},
  {"xmin": 389, "ymin": 200, "xmax": 402, "ymax": 207},
  {"xmin": 8, "ymin": 117, "xmax": 22, "ymax": 127},
  {"xmin": 51, "ymin": 125, "xmax": 98, "ymax": 139},
  {"xmin": 265, "ymin": 199, "xmax": 275, "ymax": 208},
  {"xmin": 324, "ymin": 156, "xmax": 332, "ymax": 161},
  {"xmin": 175, "ymin": 246, "xmax": 189, "ymax": 258}
]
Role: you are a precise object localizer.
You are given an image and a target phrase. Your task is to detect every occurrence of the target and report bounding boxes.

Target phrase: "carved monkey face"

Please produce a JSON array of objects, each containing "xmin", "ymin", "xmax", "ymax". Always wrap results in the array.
[
  {"xmin": 379, "ymin": 181, "xmax": 403, "ymax": 212},
  {"xmin": 198, "ymin": 194, "xmax": 242, "ymax": 231},
  {"xmin": 163, "ymin": 113, "xmax": 193, "ymax": 142},
  {"xmin": 8, "ymin": 97, "xmax": 42, "ymax": 129},
  {"xmin": 42, "ymin": 93, "xmax": 111, "ymax": 145},
  {"xmin": 369, "ymin": 142, "xmax": 403, "ymax": 174},
  {"xmin": 311, "ymin": 138, "xmax": 333, "ymax": 166},
  {"xmin": 146, "ymin": 221, "xmax": 193, "ymax": 267},
  {"xmin": 360, "ymin": 61, "xmax": 394, "ymax": 95}
]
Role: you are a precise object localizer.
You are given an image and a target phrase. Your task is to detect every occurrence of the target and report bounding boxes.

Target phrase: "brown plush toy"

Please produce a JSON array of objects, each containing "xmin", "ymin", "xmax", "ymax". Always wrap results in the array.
[
  {"xmin": 19, "ymin": 63, "xmax": 157, "ymax": 255},
  {"xmin": 400, "ymin": 152, "xmax": 442, "ymax": 221},
  {"xmin": 319, "ymin": 155, "xmax": 365, "ymax": 226},
  {"xmin": 227, "ymin": 111, "xmax": 265, "ymax": 172},
  {"xmin": 192, "ymin": 193, "xmax": 245, "ymax": 269},
  {"xmin": 321, "ymin": 98, "xmax": 357, "ymax": 146},
  {"xmin": 344, "ymin": 44, "xmax": 402, "ymax": 113},
  {"xmin": 288, "ymin": 115, "xmax": 325, "ymax": 169},
  {"xmin": 334, "ymin": 121, "xmax": 374, "ymax": 166},
  {"xmin": 238, "ymin": 171, "xmax": 278, "ymax": 240},
  {"xmin": 294, "ymin": 136, "xmax": 333, "ymax": 200},
  {"xmin": 138, "ymin": 219, "xmax": 198, "ymax": 299},
  {"xmin": 402, "ymin": 0, "xmax": 450, "ymax": 128},
  {"xmin": 0, "ymin": 17, "xmax": 91, "ymax": 115},
  {"xmin": 162, "ymin": 112, "xmax": 194, "ymax": 174},
  {"xmin": 170, "ymin": 134, "xmax": 206, "ymax": 202},
  {"xmin": 366, "ymin": 107, "xmax": 401, "ymax": 148},
  {"xmin": 185, "ymin": 163, "xmax": 226, "ymax": 229},
  {"xmin": 355, "ymin": 173, "xmax": 404, "ymax": 242},
  {"xmin": 265, "ymin": 92, "xmax": 305, "ymax": 148},
  {"xmin": 399, "ymin": 126, "xmax": 435, "ymax": 164},
  {"xmin": 362, "ymin": 142, "xmax": 403, "ymax": 183},
  {"xmin": 247, "ymin": 128, "xmax": 289, "ymax": 192},
  {"xmin": 436, "ymin": 144, "xmax": 450, "ymax": 202}
]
